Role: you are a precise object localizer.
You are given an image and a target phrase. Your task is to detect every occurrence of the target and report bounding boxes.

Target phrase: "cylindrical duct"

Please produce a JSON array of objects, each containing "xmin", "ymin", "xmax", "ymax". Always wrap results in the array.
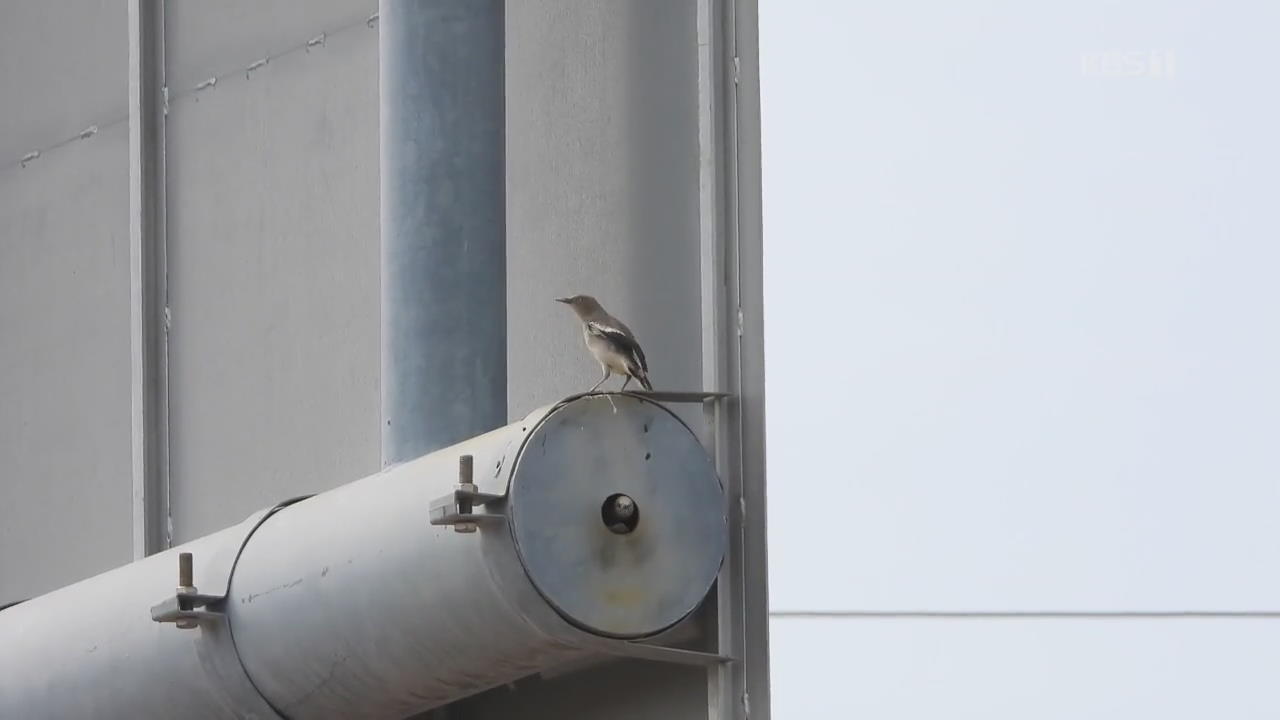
[
  {"xmin": 0, "ymin": 395, "xmax": 727, "ymax": 719},
  {"xmin": 380, "ymin": 0, "xmax": 507, "ymax": 463}
]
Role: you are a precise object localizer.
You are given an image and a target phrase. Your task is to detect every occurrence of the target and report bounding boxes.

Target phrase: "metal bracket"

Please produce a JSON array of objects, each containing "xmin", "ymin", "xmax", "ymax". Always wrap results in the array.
[
  {"xmin": 150, "ymin": 590, "xmax": 224, "ymax": 627},
  {"xmin": 150, "ymin": 552, "xmax": 222, "ymax": 628},
  {"xmin": 149, "ymin": 495, "xmax": 312, "ymax": 629},
  {"xmin": 429, "ymin": 454, "xmax": 505, "ymax": 532},
  {"xmin": 571, "ymin": 389, "xmax": 733, "ymax": 404},
  {"xmin": 629, "ymin": 390, "xmax": 733, "ymax": 403},
  {"xmin": 615, "ymin": 641, "xmax": 735, "ymax": 667}
]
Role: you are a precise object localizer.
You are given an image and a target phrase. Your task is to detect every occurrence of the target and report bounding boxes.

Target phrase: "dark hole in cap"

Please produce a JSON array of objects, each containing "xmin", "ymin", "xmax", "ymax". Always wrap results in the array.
[{"xmin": 601, "ymin": 493, "xmax": 640, "ymax": 535}]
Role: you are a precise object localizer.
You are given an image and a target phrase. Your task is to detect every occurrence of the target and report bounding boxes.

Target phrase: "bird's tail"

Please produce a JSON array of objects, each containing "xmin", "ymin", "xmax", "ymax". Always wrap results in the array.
[{"xmin": 636, "ymin": 371, "xmax": 653, "ymax": 392}]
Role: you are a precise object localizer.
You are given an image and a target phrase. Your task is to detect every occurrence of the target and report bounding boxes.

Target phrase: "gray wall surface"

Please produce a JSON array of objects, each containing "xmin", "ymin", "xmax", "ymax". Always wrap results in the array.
[
  {"xmin": 0, "ymin": 0, "xmax": 131, "ymax": 601},
  {"xmin": 0, "ymin": 0, "xmax": 128, "ymax": 165},
  {"xmin": 505, "ymin": 0, "xmax": 704, "ymax": 420},
  {"xmin": 165, "ymin": 3, "xmax": 381, "ymax": 542}
]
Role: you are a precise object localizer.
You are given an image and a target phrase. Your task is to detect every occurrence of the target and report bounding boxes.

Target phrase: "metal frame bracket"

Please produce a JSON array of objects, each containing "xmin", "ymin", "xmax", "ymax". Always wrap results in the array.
[
  {"xmin": 149, "ymin": 584, "xmax": 224, "ymax": 629},
  {"xmin": 574, "ymin": 389, "xmax": 734, "ymax": 404},
  {"xmin": 614, "ymin": 640, "xmax": 735, "ymax": 667},
  {"xmin": 429, "ymin": 454, "xmax": 505, "ymax": 532}
]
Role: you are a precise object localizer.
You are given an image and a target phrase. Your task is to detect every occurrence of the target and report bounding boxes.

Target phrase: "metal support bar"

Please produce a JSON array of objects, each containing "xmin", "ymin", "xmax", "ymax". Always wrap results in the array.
[
  {"xmin": 728, "ymin": 2, "xmax": 772, "ymax": 717},
  {"xmin": 128, "ymin": 0, "xmax": 171, "ymax": 559},
  {"xmin": 612, "ymin": 642, "xmax": 734, "ymax": 667},
  {"xmin": 699, "ymin": 0, "xmax": 770, "ymax": 717},
  {"xmin": 698, "ymin": 0, "xmax": 743, "ymax": 717},
  {"xmin": 380, "ymin": 0, "xmax": 507, "ymax": 466},
  {"xmin": 618, "ymin": 390, "xmax": 732, "ymax": 403}
]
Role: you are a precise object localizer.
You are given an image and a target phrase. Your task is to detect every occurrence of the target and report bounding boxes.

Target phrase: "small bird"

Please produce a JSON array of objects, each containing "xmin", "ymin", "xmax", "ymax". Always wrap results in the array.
[
  {"xmin": 603, "ymin": 494, "xmax": 638, "ymax": 534},
  {"xmin": 556, "ymin": 294, "xmax": 653, "ymax": 393}
]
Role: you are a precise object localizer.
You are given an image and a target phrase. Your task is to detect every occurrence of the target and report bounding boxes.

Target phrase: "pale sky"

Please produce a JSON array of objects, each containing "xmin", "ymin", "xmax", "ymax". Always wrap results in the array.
[{"xmin": 761, "ymin": 0, "xmax": 1280, "ymax": 716}]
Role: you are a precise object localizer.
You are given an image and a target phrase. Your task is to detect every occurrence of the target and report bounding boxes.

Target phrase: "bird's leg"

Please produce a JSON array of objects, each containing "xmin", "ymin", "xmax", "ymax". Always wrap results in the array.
[
  {"xmin": 588, "ymin": 367, "xmax": 610, "ymax": 393},
  {"xmin": 619, "ymin": 376, "xmax": 632, "ymax": 393},
  {"xmin": 599, "ymin": 367, "xmax": 621, "ymax": 413}
]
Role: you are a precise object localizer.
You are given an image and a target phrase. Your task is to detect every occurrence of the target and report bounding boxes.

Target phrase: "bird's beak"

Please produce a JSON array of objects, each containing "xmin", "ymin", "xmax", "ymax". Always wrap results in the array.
[{"xmin": 554, "ymin": 297, "xmax": 571, "ymax": 304}]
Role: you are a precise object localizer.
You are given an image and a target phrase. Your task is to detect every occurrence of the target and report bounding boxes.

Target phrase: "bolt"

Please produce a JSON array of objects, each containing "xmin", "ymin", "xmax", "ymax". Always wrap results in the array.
[
  {"xmin": 175, "ymin": 552, "xmax": 198, "ymax": 629},
  {"xmin": 455, "ymin": 455, "xmax": 477, "ymax": 534},
  {"xmin": 177, "ymin": 552, "xmax": 193, "ymax": 590},
  {"xmin": 458, "ymin": 454, "xmax": 474, "ymax": 486}
]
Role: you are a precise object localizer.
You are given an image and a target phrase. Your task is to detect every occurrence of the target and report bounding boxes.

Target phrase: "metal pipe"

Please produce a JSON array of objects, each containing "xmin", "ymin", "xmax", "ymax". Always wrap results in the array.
[
  {"xmin": 0, "ymin": 523, "xmax": 282, "ymax": 719},
  {"xmin": 0, "ymin": 395, "xmax": 727, "ymax": 719},
  {"xmin": 380, "ymin": 0, "xmax": 507, "ymax": 465}
]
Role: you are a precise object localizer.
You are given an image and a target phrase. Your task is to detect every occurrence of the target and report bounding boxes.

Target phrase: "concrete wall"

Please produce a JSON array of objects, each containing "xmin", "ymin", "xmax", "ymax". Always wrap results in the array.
[
  {"xmin": 0, "ymin": 0, "xmax": 131, "ymax": 600},
  {"xmin": 505, "ymin": 0, "xmax": 703, "ymax": 418},
  {"xmin": 164, "ymin": 0, "xmax": 382, "ymax": 542}
]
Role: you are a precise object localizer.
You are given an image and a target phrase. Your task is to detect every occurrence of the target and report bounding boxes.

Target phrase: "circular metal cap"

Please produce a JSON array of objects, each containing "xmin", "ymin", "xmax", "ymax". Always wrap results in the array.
[{"xmin": 509, "ymin": 394, "xmax": 727, "ymax": 639}]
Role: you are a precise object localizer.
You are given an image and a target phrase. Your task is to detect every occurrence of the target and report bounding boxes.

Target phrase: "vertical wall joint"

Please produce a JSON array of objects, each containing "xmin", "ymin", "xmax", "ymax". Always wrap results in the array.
[{"xmin": 128, "ymin": 0, "xmax": 171, "ymax": 558}]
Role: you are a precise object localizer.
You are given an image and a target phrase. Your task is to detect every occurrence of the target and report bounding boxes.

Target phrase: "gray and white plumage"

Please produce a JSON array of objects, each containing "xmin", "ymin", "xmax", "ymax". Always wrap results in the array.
[{"xmin": 555, "ymin": 294, "xmax": 653, "ymax": 393}]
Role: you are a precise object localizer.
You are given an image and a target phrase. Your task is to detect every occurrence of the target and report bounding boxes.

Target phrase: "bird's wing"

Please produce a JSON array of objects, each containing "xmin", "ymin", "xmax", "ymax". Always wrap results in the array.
[{"xmin": 586, "ymin": 320, "xmax": 648, "ymax": 373}]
